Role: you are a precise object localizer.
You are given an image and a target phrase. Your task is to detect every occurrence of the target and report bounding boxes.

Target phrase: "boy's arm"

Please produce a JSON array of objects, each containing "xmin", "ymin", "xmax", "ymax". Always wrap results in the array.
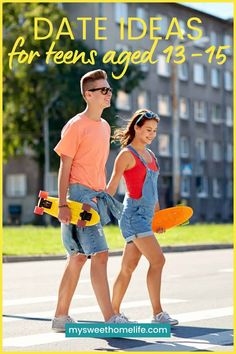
[{"xmin": 58, "ymin": 154, "xmax": 73, "ymax": 224}]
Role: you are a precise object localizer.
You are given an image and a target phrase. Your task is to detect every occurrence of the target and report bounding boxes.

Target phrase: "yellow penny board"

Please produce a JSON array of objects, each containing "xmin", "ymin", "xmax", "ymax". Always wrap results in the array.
[
  {"xmin": 152, "ymin": 206, "xmax": 193, "ymax": 232},
  {"xmin": 34, "ymin": 191, "xmax": 100, "ymax": 227}
]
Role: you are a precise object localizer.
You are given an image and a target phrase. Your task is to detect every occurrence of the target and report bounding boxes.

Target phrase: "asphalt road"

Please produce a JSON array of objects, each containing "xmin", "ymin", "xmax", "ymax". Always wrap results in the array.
[{"xmin": 2, "ymin": 249, "xmax": 234, "ymax": 352}]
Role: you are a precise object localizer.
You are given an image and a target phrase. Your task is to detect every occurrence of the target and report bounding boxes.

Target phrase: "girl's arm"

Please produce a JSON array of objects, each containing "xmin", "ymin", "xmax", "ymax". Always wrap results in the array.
[
  {"xmin": 154, "ymin": 201, "xmax": 161, "ymax": 212},
  {"xmin": 154, "ymin": 201, "xmax": 166, "ymax": 233},
  {"xmin": 106, "ymin": 150, "xmax": 132, "ymax": 196}
]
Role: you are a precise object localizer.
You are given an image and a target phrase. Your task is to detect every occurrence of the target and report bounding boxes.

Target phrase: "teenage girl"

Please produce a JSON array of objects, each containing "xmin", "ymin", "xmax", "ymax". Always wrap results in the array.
[{"xmin": 106, "ymin": 109, "xmax": 178, "ymax": 325}]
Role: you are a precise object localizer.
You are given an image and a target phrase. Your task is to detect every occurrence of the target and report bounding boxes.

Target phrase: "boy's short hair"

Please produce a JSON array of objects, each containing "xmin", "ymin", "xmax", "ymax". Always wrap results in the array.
[{"xmin": 80, "ymin": 69, "xmax": 107, "ymax": 97}]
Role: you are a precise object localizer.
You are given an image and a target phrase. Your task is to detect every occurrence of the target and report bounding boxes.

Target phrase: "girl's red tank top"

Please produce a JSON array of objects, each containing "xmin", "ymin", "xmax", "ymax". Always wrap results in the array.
[{"xmin": 123, "ymin": 150, "xmax": 158, "ymax": 199}]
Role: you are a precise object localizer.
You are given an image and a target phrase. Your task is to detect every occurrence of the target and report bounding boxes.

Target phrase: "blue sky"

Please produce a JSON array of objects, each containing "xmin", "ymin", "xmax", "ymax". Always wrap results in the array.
[{"xmin": 181, "ymin": 2, "xmax": 234, "ymax": 19}]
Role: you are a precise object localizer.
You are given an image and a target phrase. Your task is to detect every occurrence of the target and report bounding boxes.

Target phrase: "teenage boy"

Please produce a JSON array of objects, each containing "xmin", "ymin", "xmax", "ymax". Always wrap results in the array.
[{"xmin": 52, "ymin": 69, "xmax": 131, "ymax": 332}]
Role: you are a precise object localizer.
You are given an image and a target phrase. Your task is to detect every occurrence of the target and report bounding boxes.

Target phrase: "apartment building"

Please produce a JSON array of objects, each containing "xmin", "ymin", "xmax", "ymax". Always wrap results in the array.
[{"xmin": 3, "ymin": 3, "xmax": 233, "ymax": 223}]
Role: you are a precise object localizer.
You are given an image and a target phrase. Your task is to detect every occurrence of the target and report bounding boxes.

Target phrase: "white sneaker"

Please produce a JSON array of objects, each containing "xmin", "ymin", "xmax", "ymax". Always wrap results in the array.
[
  {"xmin": 152, "ymin": 311, "xmax": 178, "ymax": 326},
  {"xmin": 52, "ymin": 315, "xmax": 78, "ymax": 332},
  {"xmin": 106, "ymin": 314, "xmax": 136, "ymax": 324}
]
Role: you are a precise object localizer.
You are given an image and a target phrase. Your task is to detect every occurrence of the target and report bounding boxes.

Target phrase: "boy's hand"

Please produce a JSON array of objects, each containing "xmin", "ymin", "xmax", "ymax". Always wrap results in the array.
[{"xmin": 58, "ymin": 206, "xmax": 71, "ymax": 224}]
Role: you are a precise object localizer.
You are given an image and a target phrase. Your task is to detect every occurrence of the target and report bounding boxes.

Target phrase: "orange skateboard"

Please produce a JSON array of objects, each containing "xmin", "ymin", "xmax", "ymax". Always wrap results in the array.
[
  {"xmin": 34, "ymin": 190, "xmax": 100, "ymax": 227},
  {"xmin": 152, "ymin": 206, "xmax": 193, "ymax": 232}
]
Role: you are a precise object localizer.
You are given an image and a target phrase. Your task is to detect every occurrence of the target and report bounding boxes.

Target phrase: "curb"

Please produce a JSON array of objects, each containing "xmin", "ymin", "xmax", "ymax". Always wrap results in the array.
[{"xmin": 2, "ymin": 244, "xmax": 233, "ymax": 263}]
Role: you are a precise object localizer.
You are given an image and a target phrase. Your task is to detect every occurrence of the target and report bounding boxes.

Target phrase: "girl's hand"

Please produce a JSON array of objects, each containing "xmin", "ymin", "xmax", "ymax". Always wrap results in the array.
[{"xmin": 156, "ymin": 227, "xmax": 166, "ymax": 234}]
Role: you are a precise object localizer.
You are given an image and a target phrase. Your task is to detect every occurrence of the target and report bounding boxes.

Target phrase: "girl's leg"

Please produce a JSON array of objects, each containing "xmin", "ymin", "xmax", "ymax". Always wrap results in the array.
[
  {"xmin": 133, "ymin": 236, "xmax": 165, "ymax": 315},
  {"xmin": 112, "ymin": 242, "xmax": 142, "ymax": 314}
]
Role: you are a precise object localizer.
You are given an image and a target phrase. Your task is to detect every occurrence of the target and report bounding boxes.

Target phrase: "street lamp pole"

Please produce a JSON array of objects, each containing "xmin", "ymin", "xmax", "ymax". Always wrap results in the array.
[
  {"xmin": 43, "ymin": 104, "xmax": 50, "ymax": 193},
  {"xmin": 172, "ymin": 60, "xmax": 180, "ymax": 205},
  {"xmin": 43, "ymin": 92, "xmax": 59, "ymax": 225}
]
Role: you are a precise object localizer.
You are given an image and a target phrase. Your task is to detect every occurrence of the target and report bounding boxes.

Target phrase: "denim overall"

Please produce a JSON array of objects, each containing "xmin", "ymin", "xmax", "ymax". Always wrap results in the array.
[{"xmin": 119, "ymin": 145, "xmax": 160, "ymax": 242}]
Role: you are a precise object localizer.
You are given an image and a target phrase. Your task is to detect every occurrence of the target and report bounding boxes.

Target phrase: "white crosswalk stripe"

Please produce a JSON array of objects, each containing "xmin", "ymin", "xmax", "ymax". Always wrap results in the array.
[
  {"xmin": 140, "ymin": 306, "xmax": 233, "ymax": 323},
  {"xmin": 3, "ymin": 306, "xmax": 233, "ymax": 349},
  {"xmin": 125, "ymin": 330, "xmax": 233, "ymax": 352},
  {"xmin": 3, "ymin": 294, "xmax": 93, "ymax": 306},
  {"xmin": 3, "ymin": 298, "xmax": 186, "ymax": 323}
]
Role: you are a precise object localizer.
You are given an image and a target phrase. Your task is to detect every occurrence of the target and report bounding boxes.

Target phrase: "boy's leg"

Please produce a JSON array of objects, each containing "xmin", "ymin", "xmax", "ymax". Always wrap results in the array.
[
  {"xmin": 54, "ymin": 253, "xmax": 87, "ymax": 317},
  {"xmin": 54, "ymin": 223, "xmax": 87, "ymax": 317},
  {"xmin": 90, "ymin": 251, "xmax": 115, "ymax": 321},
  {"xmin": 112, "ymin": 242, "xmax": 141, "ymax": 314}
]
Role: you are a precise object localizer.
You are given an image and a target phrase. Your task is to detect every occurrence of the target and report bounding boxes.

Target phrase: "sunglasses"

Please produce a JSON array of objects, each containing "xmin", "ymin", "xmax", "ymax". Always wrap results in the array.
[
  {"xmin": 135, "ymin": 111, "xmax": 160, "ymax": 125},
  {"xmin": 88, "ymin": 87, "xmax": 113, "ymax": 95}
]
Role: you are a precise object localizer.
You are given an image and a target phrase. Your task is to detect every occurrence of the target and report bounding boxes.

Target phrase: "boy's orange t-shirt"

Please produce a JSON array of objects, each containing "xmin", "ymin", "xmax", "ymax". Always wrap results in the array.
[{"xmin": 54, "ymin": 114, "xmax": 111, "ymax": 191}]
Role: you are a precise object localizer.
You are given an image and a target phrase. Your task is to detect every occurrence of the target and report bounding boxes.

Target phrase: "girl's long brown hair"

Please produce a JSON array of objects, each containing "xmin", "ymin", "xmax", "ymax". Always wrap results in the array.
[{"xmin": 112, "ymin": 109, "xmax": 160, "ymax": 148}]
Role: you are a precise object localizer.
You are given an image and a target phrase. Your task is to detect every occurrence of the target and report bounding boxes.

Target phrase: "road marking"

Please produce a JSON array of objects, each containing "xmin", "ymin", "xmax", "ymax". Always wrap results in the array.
[
  {"xmin": 3, "ymin": 307, "xmax": 233, "ymax": 348},
  {"xmin": 3, "ymin": 333, "xmax": 67, "ymax": 347},
  {"xmin": 140, "ymin": 306, "xmax": 233, "ymax": 323},
  {"xmin": 3, "ymin": 299, "xmax": 186, "ymax": 323},
  {"xmin": 125, "ymin": 330, "xmax": 233, "ymax": 352},
  {"xmin": 218, "ymin": 268, "xmax": 233, "ymax": 273},
  {"xmin": 3, "ymin": 294, "xmax": 93, "ymax": 307}
]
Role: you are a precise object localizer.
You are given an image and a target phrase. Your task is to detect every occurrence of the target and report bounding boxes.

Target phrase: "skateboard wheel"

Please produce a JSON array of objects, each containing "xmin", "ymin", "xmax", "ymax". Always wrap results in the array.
[
  {"xmin": 38, "ymin": 190, "xmax": 48, "ymax": 198},
  {"xmin": 77, "ymin": 220, "xmax": 86, "ymax": 227},
  {"xmin": 34, "ymin": 206, "xmax": 44, "ymax": 215},
  {"xmin": 82, "ymin": 203, "xmax": 91, "ymax": 212}
]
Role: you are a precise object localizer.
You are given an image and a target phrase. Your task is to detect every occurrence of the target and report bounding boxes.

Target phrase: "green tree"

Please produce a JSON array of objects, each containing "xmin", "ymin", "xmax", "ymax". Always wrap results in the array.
[{"xmin": 3, "ymin": 3, "xmax": 145, "ymax": 171}]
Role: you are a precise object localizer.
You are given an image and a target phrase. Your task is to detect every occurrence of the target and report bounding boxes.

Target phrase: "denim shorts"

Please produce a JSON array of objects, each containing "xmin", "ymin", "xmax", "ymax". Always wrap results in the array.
[
  {"xmin": 61, "ymin": 184, "xmax": 108, "ymax": 257},
  {"xmin": 61, "ymin": 222, "xmax": 108, "ymax": 257},
  {"xmin": 119, "ymin": 198, "xmax": 155, "ymax": 243}
]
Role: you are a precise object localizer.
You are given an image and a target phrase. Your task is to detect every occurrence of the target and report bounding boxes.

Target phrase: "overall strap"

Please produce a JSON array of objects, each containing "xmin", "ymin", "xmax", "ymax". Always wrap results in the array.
[
  {"xmin": 146, "ymin": 148, "xmax": 160, "ymax": 171},
  {"xmin": 127, "ymin": 145, "xmax": 148, "ymax": 167}
]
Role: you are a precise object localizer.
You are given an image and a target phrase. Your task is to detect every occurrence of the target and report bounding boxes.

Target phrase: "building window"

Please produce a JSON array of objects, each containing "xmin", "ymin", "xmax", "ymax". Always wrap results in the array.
[
  {"xmin": 116, "ymin": 90, "xmax": 131, "ymax": 111},
  {"xmin": 158, "ymin": 95, "xmax": 171, "ymax": 116},
  {"xmin": 6, "ymin": 174, "xmax": 27, "ymax": 197},
  {"xmin": 211, "ymin": 104, "xmax": 221, "ymax": 124},
  {"xmin": 179, "ymin": 97, "xmax": 189, "ymax": 119},
  {"xmin": 115, "ymin": 43, "xmax": 130, "ymax": 52},
  {"xmin": 137, "ymin": 90, "xmax": 149, "ymax": 109},
  {"xmin": 196, "ymin": 176, "xmax": 208, "ymax": 198},
  {"xmin": 155, "ymin": 14, "xmax": 168, "ymax": 35},
  {"xmin": 196, "ymin": 138, "xmax": 206, "ymax": 160},
  {"xmin": 48, "ymin": 172, "xmax": 58, "ymax": 195},
  {"xmin": 193, "ymin": 25, "xmax": 206, "ymax": 48},
  {"xmin": 181, "ymin": 176, "xmax": 191, "ymax": 197},
  {"xmin": 227, "ymin": 180, "xmax": 233, "ymax": 198},
  {"xmin": 212, "ymin": 142, "xmax": 222, "ymax": 162},
  {"xmin": 179, "ymin": 19, "xmax": 186, "ymax": 35},
  {"xmin": 194, "ymin": 101, "xmax": 207, "ymax": 122},
  {"xmin": 193, "ymin": 63, "xmax": 205, "ymax": 85},
  {"xmin": 180, "ymin": 136, "xmax": 190, "ymax": 158},
  {"xmin": 210, "ymin": 31, "xmax": 218, "ymax": 46},
  {"xmin": 212, "ymin": 178, "xmax": 222, "ymax": 198},
  {"xmin": 115, "ymin": 3, "xmax": 128, "ymax": 25},
  {"xmin": 226, "ymin": 106, "xmax": 233, "ymax": 127},
  {"xmin": 223, "ymin": 34, "xmax": 232, "ymax": 55},
  {"xmin": 211, "ymin": 68, "xmax": 220, "ymax": 88},
  {"xmin": 224, "ymin": 71, "xmax": 232, "ymax": 91},
  {"xmin": 136, "ymin": 8, "xmax": 148, "ymax": 30},
  {"xmin": 178, "ymin": 62, "xmax": 188, "ymax": 81},
  {"xmin": 226, "ymin": 143, "xmax": 233, "ymax": 162},
  {"xmin": 140, "ymin": 49, "xmax": 149, "ymax": 72},
  {"xmin": 157, "ymin": 55, "xmax": 171, "ymax": 77},
  {"xmin": 158, "ymin": 134, "xmax": 171, "ymax": 156}
]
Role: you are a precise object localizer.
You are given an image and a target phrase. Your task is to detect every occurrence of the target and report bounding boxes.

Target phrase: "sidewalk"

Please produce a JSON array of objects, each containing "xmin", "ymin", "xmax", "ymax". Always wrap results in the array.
[{"xmin": 2, "ymin": 243, "xmax": 233, "ymax": 263}]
